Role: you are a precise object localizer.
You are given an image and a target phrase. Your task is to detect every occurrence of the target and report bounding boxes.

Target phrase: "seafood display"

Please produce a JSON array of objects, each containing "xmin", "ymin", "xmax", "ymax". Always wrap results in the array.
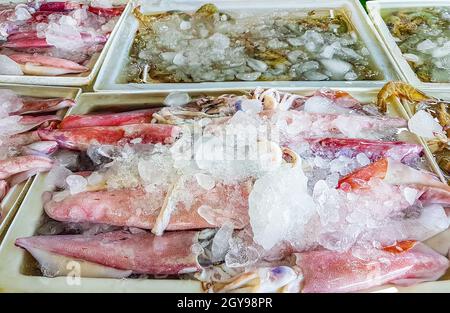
[
  {"xmin": 13, "ymin": 84, "xmax": 450, "ymax": 293},
  {"xmin": 125, "ymin": 3, "xmax": 382, "ymax": 84},
  {"xmin": 382, "ymin": 7, "xmax": 450, "ymax": 83},
  {"xmin": 0, "ymin": 87, "xmax": 75, "ymax": 222},
  {"xmin": 379, "ymin": 82, "xmax": 450, "ymax": 180},
  {"xmin": 0, "ymin": 1, "xmax": 125, "ymax": 76}
]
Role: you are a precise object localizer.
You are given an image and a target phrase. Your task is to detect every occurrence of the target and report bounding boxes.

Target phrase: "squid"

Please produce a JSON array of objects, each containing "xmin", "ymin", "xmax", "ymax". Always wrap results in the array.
[
  {"xmin": 207, "ymin": 241, "xmax": 449, "ymax": 293},
  {"xmin": 11, "ymin": 114, "xmax": 61, "ymax": 135},
  {"xmin": 15, "ymin": 230, "xmax": 202, "ymax": 277},
  {"xmin": 12, "ymin": 98, "xmax": 74, "ymax": 115},
  {"xmin": 0, "ymin": 155, "xmax": 53, "ymax": 180},
  {"xmin": 306, "ymin": 137, "xmax": 424, "ymax": 164},
  {"xmin": 276, "ymin": 110, "xmax": 407, "ymax": 140},
  {"xmin": 43, "ymin": 178, "xmax": 252, "ymax": 233},
  {"xmin": 37, "ymin": 123, "xmax": 182, "ymax": 150},
  {"xmin": 337, "ymin": 158, "xmax": 450, "ymax": 205},
  {"xmin": 296, "ymin": 241, "xmax": 449, "ymax": 293},
  {"xmin": 59, "ymin": 109, "xmax": 160, "ymax": 129},
  {"xmin": 8, "ymin": 54, "xmax": 89, "ymax": 76}
]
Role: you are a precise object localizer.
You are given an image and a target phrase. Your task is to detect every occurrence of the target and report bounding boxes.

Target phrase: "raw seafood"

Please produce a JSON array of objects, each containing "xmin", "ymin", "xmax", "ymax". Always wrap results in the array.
[
  {"xmin": 15, "ymin": 230, "xmax": 202, "ymax": 276},
  {"xmin": 44, "ymin": 179, "xmax": 251, "ymax": 231},
  {"xmin": 127, "ymin": 4, "xmax": 381, "ymax": 83},
  {"xmin": 59, "ymin": 109, "xmax": 159, "ymax": 129},
  {"xmin": 0, "ymin": 1, "xmax": 124, "ymax": 76},
  {"xmin": 38, "ymin": 124, "xmax": 182, "ymax": 150}
]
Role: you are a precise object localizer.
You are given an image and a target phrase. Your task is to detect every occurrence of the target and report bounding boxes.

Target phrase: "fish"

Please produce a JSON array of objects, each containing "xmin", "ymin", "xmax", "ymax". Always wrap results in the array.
[{"xmin": 15, "ymin": 230, "xmax": 202, "ymax": 276}]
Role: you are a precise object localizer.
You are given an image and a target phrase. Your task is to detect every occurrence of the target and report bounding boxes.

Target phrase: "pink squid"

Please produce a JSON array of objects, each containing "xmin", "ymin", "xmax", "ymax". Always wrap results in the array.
[
  {"xmin": 44, "ymin": 178, "xmax": 252, "ymax": 232},
  {"xmin": 337, "ymin": 158, "xmax": 450, "ymax": 206},
  {"xmin": 59, "ymin": 108, "xmax": 160, "ymax": 129},
  {"xmin": 37, "ymin": 123, "xmax": 182, "ymax": 150},
  {"xmin": 306, "ymin": 137, "xmax": 424, "ymax": 164},
  {"xmin": 15, "ymin": 230, "xmax": 202, "ymax": 276},
  {"xmin": 12, "ymin": 98, "xmax": 74, "ymax": 115},
  {"xmin": 295, "ymin": 241, "xmax": 449, "ymax": 293},
  {"xmin": 8, "ymin": 53, "xmax": 89, "ymax": 76},
  {"xmin": 0, "ymin": 155, "xmax": 53, "ymax": 180}
]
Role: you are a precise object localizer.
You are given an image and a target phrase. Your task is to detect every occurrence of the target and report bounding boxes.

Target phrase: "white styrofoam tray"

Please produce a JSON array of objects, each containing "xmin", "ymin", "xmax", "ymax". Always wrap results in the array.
[
  {"xmin": 94, "ymin": 0, "xmax": 401, "ymax": 92},
  {"xmin": 0, "ymin": 0, "xmax": 130, "ymax": 87},
  {"xmin": 367, "ymin": 0, "xmax": 450, "ymax": 91},
  {"xmin": 0, "ymin": 88, "xmax": 448, "ymax": 292}
]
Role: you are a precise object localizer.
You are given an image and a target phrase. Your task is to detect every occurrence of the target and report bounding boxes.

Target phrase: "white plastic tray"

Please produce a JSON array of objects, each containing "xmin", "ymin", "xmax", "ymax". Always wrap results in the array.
[
  {"xmin": 94, "ymin": 0, "xmax": 400, "ymax": 91},
  {"xmin": 0, "ymin": 0, "xmax": 130, "ymax": 87},
  {"xmin": 0, "ymin": 88, "xmax": 448, "ymax": 292},
  {"xmin": 0, "ymin": 84, "xmax": 81, "ymax": 242},
  {"xmin": 367, "ymin": 0, "xmax": 450, "ymax": 91}
]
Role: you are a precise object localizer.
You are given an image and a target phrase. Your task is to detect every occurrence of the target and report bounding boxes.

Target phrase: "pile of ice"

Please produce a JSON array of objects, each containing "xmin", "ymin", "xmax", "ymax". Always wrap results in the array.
[
  {"xmin": 247, "ymin": 161, "xmax": 449, "ymax": 255},
  {"xmin": 129, "ymin": 8, "xmax": 380, "ymax": 83}
]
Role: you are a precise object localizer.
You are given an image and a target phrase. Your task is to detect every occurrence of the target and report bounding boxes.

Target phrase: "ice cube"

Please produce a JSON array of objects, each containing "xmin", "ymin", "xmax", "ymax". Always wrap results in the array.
[
  {"xmin": 402, "ymin": 187, "xmax": 418, "ymax": 205},
  {"xmin": 0, "ymin": 115, "xmax": 27, "ymax": 136},
  {"xmin": 179, "ymin": 21, "xmax": 191, "ymax": 30},
  {"xmin": 356, "ymin": 153, "xmax": 370, "ymax": 166},
  {"xmin": 45, "ymin": 166, "xmax": 72, "ymax": 189},
  {"xmin": 296, "ymin": 61, "xmax": 320, "ymax": 74},
  {"xmin": 303, "ymin": 71, "xmax": 328, "ymax": 81},
  {"xmin": 287, "ymin": 37, "xmax": 303, "ymax": 47},
  {"xmin": 209, "ymin": 33, "xmax": 230, "ymax": 49},
  {"xmin": 211, "ymin": 223, "xmax": 234, "ymax": 263},
  {"xmin": 320, "ymin": 45, "xmax": 337, "ymax": 59},
  {"xmin": 195, "ymin": 173, "xmax": 215, "ymax": 190},
  {"xmin": 235, "ymin": 72, "xmax": 261, "ymax": 81},
  {"xmin": 87, "ymin": 172, "xmax": 104, "ymax": 186},
  {"xmin": 172, "ymin": 52, "xmax": 188, "ymax": 66},
  {"xmin": 320, "ymin": 59, "xmax": 352, "ymax": 79},
  {"xmin": 91, "ymin": 0, "xmax": 113, "ymax": 8},
  {"xmin": 344, "ymin": 71, "xmax": 358, "ymax": 81},
  {"xmin": 45, "ymin": 17, "xmax": 84, "ymax": 51},
  {"xmin": 0, "ymin": 55, "xmax": 23, "ymax": 76},
  {"xmin": 408, "ymin": 110, "xmax": 444, "ymax": 139},
  {"xmin": 66, "ymin": 175, "xmax": 88, "ymax": 195},
  {"xmin": 14, "ymin": 6, "xmax": 32, "ymax": 21},
  {"xmin": 304, "ymin": 96, "xmax": 333, "ymax": 113},
  {"xmin": 0, "ymin": 89, "xmax": 23, "ymax": 117},
  {"xmin": 164, "ymin": 92, "xmax": 190, "ymax": 106},
  {"xmin": 249, "ymin": 163, "xmax": 316, "ymax": 250},
  {"xmin": 247, "ymin": 59, "xmax": 268, "ymax": 72},
  {"xmin": 239, "ymin": 99, "xmax": 263, "ymax": 114},
  {"xmin": 416, "ymin": 39, "xmax": 437, "ymax": 53}
]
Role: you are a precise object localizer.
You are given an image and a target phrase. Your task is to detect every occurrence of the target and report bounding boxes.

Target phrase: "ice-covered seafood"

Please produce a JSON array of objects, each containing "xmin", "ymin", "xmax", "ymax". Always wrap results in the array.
[
  {"xmin": 0, "ymin": 88, "xmax": 73, "ymax": 215},
  {"xmin": 383, "ymin": 7, "xmax": 450, "ymax": 82},
  {"xmin": 15, "ymin": 230, "xmax": 202, "ymax": 276},
  {"xmin": 126, "ymin": 3, "xmax": 381, "ymax": 83},
  {"xmin": 0, "ymin": 1, "xmax": 125, "ymax": 76},
  {"xmin": 380, "ymin": 82, "xmax": 450, "ymax": 178},
  {"xmin": 15, "ymin": 84, "xmax": 450, "ymax": 292}
]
